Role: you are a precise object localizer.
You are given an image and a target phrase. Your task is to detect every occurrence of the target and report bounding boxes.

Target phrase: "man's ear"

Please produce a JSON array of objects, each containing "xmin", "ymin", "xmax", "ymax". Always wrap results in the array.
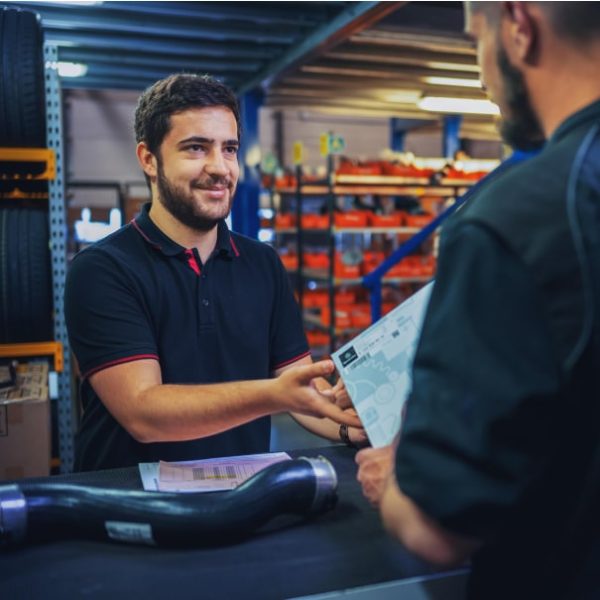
[
  {"xmin": 136, "ymin": 142, "xmax": 158, "ymax": 180},
  {"xmin": 502, "ymin": 1, "xmax": 538, "ymax": 64}
]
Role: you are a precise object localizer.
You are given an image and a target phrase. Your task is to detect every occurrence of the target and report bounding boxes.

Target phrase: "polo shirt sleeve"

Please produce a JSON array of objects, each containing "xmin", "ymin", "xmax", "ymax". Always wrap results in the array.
[
  {"xmin": 65, "ymin": 247, "xmax": 159, "ymax": 379},
  {"xmin": 267, "ymin": 249, "xmax": 310, "ymax": 370},
  {"xmin": 396, "ymin": 221, "xmax": 562, "ymax": 540}
]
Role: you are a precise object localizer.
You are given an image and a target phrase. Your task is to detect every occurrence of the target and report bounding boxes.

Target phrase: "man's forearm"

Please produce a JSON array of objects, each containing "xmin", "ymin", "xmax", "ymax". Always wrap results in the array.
[
  {"xmin": 290, "ymin": 412, "xmax": 341, "ymax": 441},
  {"xmin": 133, "ymin": 379, "xmax": 279, "ymax": 443},
  {"xmin": 90, "ymin": 358, "xmax": 360, "ymax": 444}
]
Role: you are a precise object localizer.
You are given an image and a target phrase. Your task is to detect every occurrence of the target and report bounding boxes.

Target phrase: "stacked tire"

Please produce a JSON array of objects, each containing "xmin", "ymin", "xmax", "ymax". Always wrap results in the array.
[{"xmin": 0, "ymin": 7, "xmax": 53, "ymax": 343}]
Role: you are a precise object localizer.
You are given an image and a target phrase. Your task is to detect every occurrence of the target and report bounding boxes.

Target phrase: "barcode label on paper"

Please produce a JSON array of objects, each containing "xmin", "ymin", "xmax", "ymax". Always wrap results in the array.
[
  {"xmin": 192, "ymin": 465, "xmax": 238, "ymax": 480},
  {"xmin": 348, "ymin": 354, "xmax": 370, "ymax": 371}
]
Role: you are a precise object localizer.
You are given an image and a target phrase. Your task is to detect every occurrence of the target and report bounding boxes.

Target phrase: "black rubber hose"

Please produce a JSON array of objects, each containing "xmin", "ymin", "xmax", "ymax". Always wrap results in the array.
[{"xmin": 0, "ymin": 457, "xmax": 337, "ymax": 548}]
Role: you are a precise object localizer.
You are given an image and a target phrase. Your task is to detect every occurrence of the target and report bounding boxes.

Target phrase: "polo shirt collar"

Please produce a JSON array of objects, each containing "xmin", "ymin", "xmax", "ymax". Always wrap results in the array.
[
  {"xmin": 549, "ymin": 97, "xmax": 600, "ymax": 145},
  {"xmin": 132, "ymin": 202, "xmax": 239, "ymax": 258}
]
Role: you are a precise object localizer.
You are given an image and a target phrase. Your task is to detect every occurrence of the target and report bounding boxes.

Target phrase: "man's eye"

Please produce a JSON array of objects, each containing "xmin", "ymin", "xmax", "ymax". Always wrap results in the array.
[
  {"xmin": 186, "ymin": 144, "xmax": 204, "ymax": 152},
  {"xmin": 225, "ymin": 146, "xmax": 239, "ymax": 155}
]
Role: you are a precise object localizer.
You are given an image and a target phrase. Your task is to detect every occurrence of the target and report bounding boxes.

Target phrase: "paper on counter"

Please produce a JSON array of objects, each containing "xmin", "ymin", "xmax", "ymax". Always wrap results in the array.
[
  {"xmin": 332, "ymin": 282, "xmax": 434, "ymax": 448},
  {"xmin": 139, "ymin": 452, "xmax": 291, "ymax": 493}
]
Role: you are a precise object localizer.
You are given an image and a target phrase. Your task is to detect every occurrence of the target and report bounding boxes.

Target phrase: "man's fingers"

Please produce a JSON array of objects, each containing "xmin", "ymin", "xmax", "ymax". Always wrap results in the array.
[
  {"xmin": 332, "ymin": 378, "xmax": 345, "ymax": 393},
  {"xmin": 317, "ymin": 402, "xmax": 362, "ymax": 427},
  {"xmin": 355, "ymin": 446, "xmax": 380, "ymax": 465},
  {"xmin": 295, "ymin": 360, "xmax": 335, "ymax": 383}
]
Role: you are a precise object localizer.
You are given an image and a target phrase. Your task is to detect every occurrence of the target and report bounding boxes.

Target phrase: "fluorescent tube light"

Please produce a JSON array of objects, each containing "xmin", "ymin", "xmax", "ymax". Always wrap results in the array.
[
  {"xmin": 424, "ymin": 76, "xmax": 482, "ymax": 88},
  {"xmin": 418, "ymin": 96, "xmax": 500, "ymax": 115},
  {"xmin": 57, "ymin": 62, "xmax": 88, "ymax": 78}
]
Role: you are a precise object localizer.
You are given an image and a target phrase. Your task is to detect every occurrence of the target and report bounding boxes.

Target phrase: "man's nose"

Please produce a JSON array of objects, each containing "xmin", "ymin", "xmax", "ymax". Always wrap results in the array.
[{"xmin": 205, "ymin": 149, "xmax": 228, "ymax": 177}]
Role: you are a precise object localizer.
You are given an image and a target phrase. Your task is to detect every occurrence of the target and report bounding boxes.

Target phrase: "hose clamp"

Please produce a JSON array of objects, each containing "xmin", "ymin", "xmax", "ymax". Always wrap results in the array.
[
  {"xmin": 0, "ymin": 485, "xmax": 27, "ymax": 545},
  {"xmin": 298, "ymin": 456, "xmax": 338, "ymax": 513}
]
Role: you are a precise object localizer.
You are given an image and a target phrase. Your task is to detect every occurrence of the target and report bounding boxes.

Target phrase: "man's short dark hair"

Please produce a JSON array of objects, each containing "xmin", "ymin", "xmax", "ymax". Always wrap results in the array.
[
  {"xmin": 468, "ymin": 2, "xmax": 600, "ymax": 41},
  {"xmin": 541, "ymin": 1, "xmax": 600, "ymax": 42},
  {"xmin": 134, "ymin": 74, "xmax": 241, "ymax": 155}
]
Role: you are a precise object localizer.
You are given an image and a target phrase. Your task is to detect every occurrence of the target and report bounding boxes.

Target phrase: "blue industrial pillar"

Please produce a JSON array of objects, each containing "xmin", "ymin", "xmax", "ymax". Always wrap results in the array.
[
  {"xmin": 232, "ymin": 88, "xmax": 263, "ymax": 239},
  {"xmin": 389, "ymin": 117, "xmax": 406, "ymax": 152},
  {"xmin": 442, "ymin": 115, "xmax": 462, "ymax": 159}
]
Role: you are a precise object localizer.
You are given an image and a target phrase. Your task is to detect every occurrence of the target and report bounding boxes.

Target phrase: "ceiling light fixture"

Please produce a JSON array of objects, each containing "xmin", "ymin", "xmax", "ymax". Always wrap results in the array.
[
  {"xmin": 424, "ymin": 76, "xmax": 482, "ymax": 88},
  {"xmin": 418, "ymin": 96, "xmax": 500, "ymax": 115},
  {"xmin": 57, "ymin": 62, "xmax": 88, "ymax": 78}
]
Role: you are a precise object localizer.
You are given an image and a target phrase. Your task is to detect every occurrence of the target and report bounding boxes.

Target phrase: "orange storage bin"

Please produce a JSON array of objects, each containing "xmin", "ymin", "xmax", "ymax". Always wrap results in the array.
[
  {"xmin": 301, "ymin": 214, "xmax": 329, "ymax": 229},
  {"xmin": 335, "ymin": 290, "xmax": 356, "ymax": 306},
  {"xmin": 334, "ymin": 211, "xmax": 369, "ymax": 228},
  {"xmin": 304, "ymin": 253, "xmax": 329, "ymax": 270},
  {"xmin": 303, "ymin": 290, "xmax": 329, "ymax": 308},
  {"xmin": 362, "ymin": 251, "xmax": 386, "ymax": 275},
  {"xmin": 307, "ymin": 331, "xmax": 330, "ymax": 346},
  {"xmin": 382, "ymin": 302, "xmax": 396, "ymax": 315},
  {"xmin": 351, "ymin": 305, "xmax": 372, "ymax": 328},
  {"xmin": 279, "ymin": 254, "xmax": 298, "ymax": 270},
  {"xmin": 321, "ymin": 307, "xmax": 352, "ymax": 329},
  {"xmin": 334, "ymin": 263, "xmax": 361, "ymax": 278},
  {"xmin": 368, "ymin": 212, "xmax": 403, "ymax": 227},
  {"xmin": 334, "ymin": 253, "xmax": 361, "ymax": 278},
  {"xmin": 405, "ymin": 213, "xmax": 434, "ymax": 228},
  {"xmin": 275, "ymin": 213, "xmax": 296, "ymax": 228},
  {"xmin": 386, "ymin": 258, "xmax": 422, "ymax": 278},
  {"xmin": 337, "ymin": 160, "xmax": 382, "ymax": 176}
]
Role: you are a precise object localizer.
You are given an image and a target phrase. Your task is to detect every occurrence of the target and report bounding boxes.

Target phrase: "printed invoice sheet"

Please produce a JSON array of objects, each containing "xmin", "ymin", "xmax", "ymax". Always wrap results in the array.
[
  {"xmin": 332, "ymin": 282, "xmax": 433, "ymax": 448},
  {"xmin": 139, "ymin": 452, "xmax": 291, "ymax": 492}
]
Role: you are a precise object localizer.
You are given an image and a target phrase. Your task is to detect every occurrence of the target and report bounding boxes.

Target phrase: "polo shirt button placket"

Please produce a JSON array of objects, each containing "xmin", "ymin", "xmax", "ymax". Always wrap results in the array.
[{"xmin": 202, "ymin": 299, "xmax": 209, "ymax": 307}]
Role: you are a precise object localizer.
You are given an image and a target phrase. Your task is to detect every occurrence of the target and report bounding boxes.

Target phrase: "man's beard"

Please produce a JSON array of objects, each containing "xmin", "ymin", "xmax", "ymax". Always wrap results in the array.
[
  {"xmin": 496, "ymin": 45, "xmax": 546, "ymax": 152},
  {"xmin": 156, "ymin": 161, "xmax": 233, "ymax": 232}
]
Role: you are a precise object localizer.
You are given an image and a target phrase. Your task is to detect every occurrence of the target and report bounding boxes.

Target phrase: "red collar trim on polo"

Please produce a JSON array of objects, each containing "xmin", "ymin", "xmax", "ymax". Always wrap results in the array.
[
  {"xmin": 229, "ymin": 235, "xmax": 240, "ymax": 257},
  {"xmin": 132, "ymin": 203, "xmax": 239, "ymax": 259}
]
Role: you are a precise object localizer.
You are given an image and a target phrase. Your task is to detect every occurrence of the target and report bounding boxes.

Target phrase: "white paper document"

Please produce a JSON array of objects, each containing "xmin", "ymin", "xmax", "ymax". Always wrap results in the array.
[
  {"xmin": 332, "ymin": 282, "xmax": 434, "ymax": 448},
  {"xmin": 139, "ymin": 452, "xmax": 291, "ymax": 493}
]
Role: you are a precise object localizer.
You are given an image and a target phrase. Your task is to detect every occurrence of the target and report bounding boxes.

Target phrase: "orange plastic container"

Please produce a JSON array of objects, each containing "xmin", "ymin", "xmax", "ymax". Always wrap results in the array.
[
  {"xmin": 405, "ymin": 213, "xmax": 434, "ymax": 228},
  {"xmin": 368, "ymin": 212, "xmax": 402, "ymax": 227},
  {"xmin": 335, "ymin": 290, "xmax": 356, "ymax": 306},
  {"xmin": 275, "ymin": 213, "xmax": 296, "ymax": 228},
  {"xmin": 301, "ymin": 214, "xmax": 329, "ymax": 229},
  {"xmin": 382, "ymin": 302, "xmax": 396, "ymax": 315},
  {"xmin": 303, "ymin": 253, "xmax": 329, "ymax": 269},
  {"xmin": 321, "ymin": 306, "xmax": 352, "ymax": 329},
  {"xmin": 334, "ymin": 211, "xmax": 369, "ymax": 228},
  {"xmin": 279, "ymin": 254, "xmax": 298, "ymax": 270},
  {"xmin": 337, "ymin": 160, "xmax": 382, "ymax": 176},
  {"xmin": 306, "ymin": 331, "xmax": 330, "ymax": 346},
  {"xmin": 303, "ymin": 290, "xmax": 329, "ymax": 308},
  {"xmin": 351, "ymin": 305, "xmax": 372, "ymax": 328}
]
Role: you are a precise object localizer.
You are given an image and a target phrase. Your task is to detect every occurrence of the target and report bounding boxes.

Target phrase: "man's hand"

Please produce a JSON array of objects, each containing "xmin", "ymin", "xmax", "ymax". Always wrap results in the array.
[
  {"xmin": 330, "ymin": 377, "xmax": 352, "ymax": 409},
  {"xmin": 343, "ymin": 408, "xmax": 369, "ymax": 447},
  {"xmin": 355, "ymin": 444, "xmax": 396, "ymax": 506},
  {"xmin": 273, "ymin": 360, "xmax": 361, "ymax": 428}
]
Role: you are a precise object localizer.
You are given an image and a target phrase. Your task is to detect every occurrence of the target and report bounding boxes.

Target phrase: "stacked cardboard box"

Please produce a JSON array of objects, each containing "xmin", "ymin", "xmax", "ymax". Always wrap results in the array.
[{"xmin": 0, "ymin": 361, "xmax": 50, "ymax": 479}]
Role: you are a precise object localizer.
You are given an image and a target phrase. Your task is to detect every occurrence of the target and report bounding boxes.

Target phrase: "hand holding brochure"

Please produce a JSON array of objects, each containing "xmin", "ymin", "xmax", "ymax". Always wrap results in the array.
[{"xmin": 332, "ymin": 282, "xmax": 434, "ymax": 448}]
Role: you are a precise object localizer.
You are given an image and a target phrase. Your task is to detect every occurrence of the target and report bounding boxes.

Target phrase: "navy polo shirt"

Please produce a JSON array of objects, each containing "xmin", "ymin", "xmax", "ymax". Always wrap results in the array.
[{"xmin": 65, "ymin": 203, "xmax": 309, "ymax": 471}]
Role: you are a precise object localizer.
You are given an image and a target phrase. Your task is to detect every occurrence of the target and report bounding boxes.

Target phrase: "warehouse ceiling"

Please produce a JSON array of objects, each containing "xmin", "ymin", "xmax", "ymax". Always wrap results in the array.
[{"xmin": 6, "ymin": 0, "xmax": 497, "ymax": 138}]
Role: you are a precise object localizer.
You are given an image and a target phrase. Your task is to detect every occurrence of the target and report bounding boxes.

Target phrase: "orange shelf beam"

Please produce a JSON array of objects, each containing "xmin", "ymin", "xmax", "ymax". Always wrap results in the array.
[
  {"xmin": 0, "ymin": 341, "xmax": 64, "ymax": 372},
  {"xmin": 0, "ymin": 147, "xmax": 56, "ymax": 180}
]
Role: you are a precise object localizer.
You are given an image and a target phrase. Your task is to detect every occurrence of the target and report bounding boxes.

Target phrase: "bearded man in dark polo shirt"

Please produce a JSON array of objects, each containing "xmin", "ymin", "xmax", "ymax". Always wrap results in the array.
[
  {"xmin": 65, "ymin": 74, "xmax": 364, "ymax": 472},
  {"xmin": 356, "ymin": 2, "xmax": 600, "ymax": 599}
]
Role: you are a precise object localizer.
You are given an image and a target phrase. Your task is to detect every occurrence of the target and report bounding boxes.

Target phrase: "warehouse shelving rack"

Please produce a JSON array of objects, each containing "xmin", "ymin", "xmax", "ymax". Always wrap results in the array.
[
  {"xmin": 0, "ymin": 45, "xmax": 74, "ymax": 473},
  {"xmin": 267, "ymin": 153, "xmax": 473, "ymax": 355}
]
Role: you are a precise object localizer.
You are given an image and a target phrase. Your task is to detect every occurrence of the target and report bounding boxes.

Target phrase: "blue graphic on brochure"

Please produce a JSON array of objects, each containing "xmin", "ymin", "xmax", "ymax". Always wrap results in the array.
[{"xmin": 332, "ymin": 282, "xmax": 433, "ymax": 448}]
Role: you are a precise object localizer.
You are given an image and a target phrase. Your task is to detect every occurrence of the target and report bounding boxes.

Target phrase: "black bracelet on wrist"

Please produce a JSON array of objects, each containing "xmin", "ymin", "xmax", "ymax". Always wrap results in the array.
[{"xmin": 339, "ymin": 423, "xmax": 356, "ymax": 448}]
